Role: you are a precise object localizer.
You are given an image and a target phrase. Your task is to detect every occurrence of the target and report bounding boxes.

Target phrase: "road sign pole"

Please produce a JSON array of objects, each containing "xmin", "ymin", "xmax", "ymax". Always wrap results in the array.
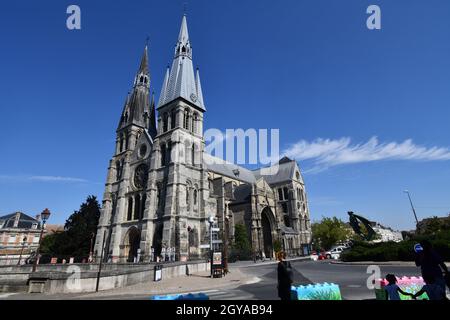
[{"xmin": 210, "ymin": 222, "xmax": 213, "ymax": 278}]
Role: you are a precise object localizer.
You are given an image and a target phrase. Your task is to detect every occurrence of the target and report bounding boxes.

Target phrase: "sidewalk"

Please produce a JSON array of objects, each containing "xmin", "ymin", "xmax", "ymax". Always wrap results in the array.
[
  {"xmin": 330, "ymin": 260, "xmax": 450, "ymax": 266},
  {"xmin": 69, "ymin": 266, "xmax": 260, "ymax": 299},
  {"xmin": 230, "ymin": 256, "xmax": 311, "ymax": 268}
]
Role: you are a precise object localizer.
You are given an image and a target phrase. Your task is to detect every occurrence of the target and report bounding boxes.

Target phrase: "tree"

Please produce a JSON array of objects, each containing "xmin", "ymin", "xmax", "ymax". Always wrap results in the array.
[
  {"xmin": 273, "ymin": 240, "xmax": 282, "ymax": 254},
  {"xmin": 418, "ymin": 215, "xmax": 450, "ymax": 235},
  {"xmin": 229, "ymin": 223, "xmax": 252, "ymax": 261},
  {"xmin": 41, "ymin": 195, "xmax": 101, "ymax": 258},
  {"xmin": 311, "ymin": 217, "xmax": 352, "ymax": 250}
]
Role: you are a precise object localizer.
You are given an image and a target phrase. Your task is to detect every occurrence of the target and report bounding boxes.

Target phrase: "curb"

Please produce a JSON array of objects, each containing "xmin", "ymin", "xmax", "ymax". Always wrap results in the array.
[
  {"xmin": 237, "ymin": 256, "xmax": 312, "ymax": 268},
  {"xmin": 330, "ymin": 261, "xmax": 417, "ymax": 266}
]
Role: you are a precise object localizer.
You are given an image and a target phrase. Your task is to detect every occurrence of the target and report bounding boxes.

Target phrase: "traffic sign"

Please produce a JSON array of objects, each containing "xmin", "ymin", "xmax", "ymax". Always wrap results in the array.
[
  {"xmin": 414, "ymin": 243, "xmax": 423, "ymax": 253},
  {"xmin": 211, "ymin": 228, "xmax": 220, "ymax": 232},
  {"xmin": 212, "ymin": 240, "xmax": 222, "ymax": 244},
  {"xmin": 199, "ymin": 244, "xmax": 210, "ymax": 249}
]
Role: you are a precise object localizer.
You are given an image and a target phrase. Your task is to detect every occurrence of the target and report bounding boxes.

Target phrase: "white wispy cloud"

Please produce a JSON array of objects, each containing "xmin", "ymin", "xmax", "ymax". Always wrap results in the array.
[
  {"xmin": 283, "ymin": 136, "xmax": 450, "ymax": 172},
  {"xmin": 0, "ymin": 175, "xmax": 88, "ymax": 183}
]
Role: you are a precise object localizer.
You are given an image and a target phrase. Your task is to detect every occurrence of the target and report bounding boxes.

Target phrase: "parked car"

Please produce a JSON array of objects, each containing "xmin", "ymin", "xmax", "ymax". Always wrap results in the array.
[{"xmin": 325, "ymin": 246, "xmax": 348, "ymax": 260}]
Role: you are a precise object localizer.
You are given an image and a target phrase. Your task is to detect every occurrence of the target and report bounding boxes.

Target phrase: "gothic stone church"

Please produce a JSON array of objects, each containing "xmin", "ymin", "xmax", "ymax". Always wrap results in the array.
[{"xmin": 94, "ymin": 16, "xmax": 312, "ymax": 263}]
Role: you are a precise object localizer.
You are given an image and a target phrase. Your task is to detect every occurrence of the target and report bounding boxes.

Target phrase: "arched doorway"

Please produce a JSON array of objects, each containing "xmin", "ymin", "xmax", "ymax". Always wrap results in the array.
[
  {"xmin": 152, "ymin": 224, "xmax": 163, "ymax": 260},
  {"xmin": 123, "ymin": 227, "xmax": 140, "ymax": 262},
  {"xmin": 261, "ymin": 207, "xmax": 274, "ymax": 259}
]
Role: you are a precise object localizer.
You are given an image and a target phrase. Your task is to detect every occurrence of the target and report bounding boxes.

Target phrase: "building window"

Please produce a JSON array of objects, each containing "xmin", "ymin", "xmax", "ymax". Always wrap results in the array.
[
  {"xmin": 127, "ymin": 197, "xmax": 133, "ymax": 221},
  {"xmin": 283, "ymin": 187, "xmax": 289, "ymax": 200},
  {"xmin": 160, "ymin": 144, "xmax": 166, "ymax": 167},
  {"xmin": 141, "ymin": 194, "xmax": 146, "ymax": 220},
  {"xmin": 120, "ymin": 136, "xmax": 124, "ymax": 152},
  {"xmin": 32, "ymin": 236, "xmax": 40, "ymax": 243},
  {"xmin": 134, "ymin": 194, "xmax": 141, "ymax": 220},
  {"xmin": 116, "ymin": 161, "xmax": 121, "ymax": 181},
  {"xmin": 183, "ymin": 109, "xmax": 189, "ymax": 129},
  {"xmin": 8, "ymin": 235, "xmax": 16, "ymax": 243},
  {"xmin": 281, "ymin": 203, "xmax": 288, "ymax": 213},
  {"xmin": 163, "ymin": 113, "xmax": 168, "ymax": 132},
  {"xmin": 167, "ymin": 141, "xmax": 172, "ymax": 164},
  {"xmin": 284, "ymin": 215, "xmax": 291, "ymax": 228},
  {"xmin": 171, "ymin": 110, "xmax": 176, "ymax": 129},
  {"xmin": 193, "ymin": 113, "xmax": 198, "ymax": 133},
  {"xmin": 278, "ymin": 188, "xmax": 283, "ymax": 201},
  {"xmin": 191, "ymin": 144, "xmax": 195, "ymax": 166},
  {"xmin": 193, "ymin": 189, "xmax": 198, "ymax": 205}
]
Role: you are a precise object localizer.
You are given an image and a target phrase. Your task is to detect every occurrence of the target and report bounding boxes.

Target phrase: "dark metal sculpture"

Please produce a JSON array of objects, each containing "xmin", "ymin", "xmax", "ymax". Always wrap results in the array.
[{"xmin": 348, "ymin": 211, "xmax": 376, "ymax": 241}]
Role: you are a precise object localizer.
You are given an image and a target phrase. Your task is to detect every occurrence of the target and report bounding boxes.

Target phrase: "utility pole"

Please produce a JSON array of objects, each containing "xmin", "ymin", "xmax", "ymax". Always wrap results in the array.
[
  {"xmin": 96, "ymin": 230, "xmax": 107, "ymax": 292},
  {"xmin": 404, "ymin": 190, "xmax": 419, "ymax": 228}
]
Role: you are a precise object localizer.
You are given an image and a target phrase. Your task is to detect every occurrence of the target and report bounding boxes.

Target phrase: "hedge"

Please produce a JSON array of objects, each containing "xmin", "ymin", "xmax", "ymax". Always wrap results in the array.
[{"xmin": 341, "ymin": 231, "xmax": 450, "ymax": 262}]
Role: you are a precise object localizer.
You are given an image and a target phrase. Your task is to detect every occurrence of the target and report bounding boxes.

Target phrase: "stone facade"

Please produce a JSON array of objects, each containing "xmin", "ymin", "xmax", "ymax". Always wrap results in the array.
[{"xmin": 94, "ymin": 15, "xmax": 312, "ymax": 263}]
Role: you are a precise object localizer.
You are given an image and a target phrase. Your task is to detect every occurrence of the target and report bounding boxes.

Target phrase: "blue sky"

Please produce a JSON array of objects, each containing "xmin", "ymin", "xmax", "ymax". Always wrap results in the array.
[{"xmin": 1, "ymin": 0, "xmax": 450, "ymax": 230}]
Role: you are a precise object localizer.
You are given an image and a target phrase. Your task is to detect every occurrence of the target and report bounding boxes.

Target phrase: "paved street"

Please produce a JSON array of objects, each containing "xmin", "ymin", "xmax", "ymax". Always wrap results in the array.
[
  {"xmin": 207, "ymin": 260, "xmax": 423, "ymax": 300},
  {"xmin": 0, "ymin": 259, "xmax": 431, "ymax": 300}
]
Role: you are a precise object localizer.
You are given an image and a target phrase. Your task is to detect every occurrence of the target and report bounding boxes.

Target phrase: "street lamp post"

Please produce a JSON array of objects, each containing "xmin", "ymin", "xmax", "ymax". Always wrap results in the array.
[
  {"xmin": 32, "ymin": 208, "xmax": 51, "ymax": 273},
  {"xmin": 89, "ymin": 232, "xmax": 95, "ymax": 263},
  {"xmin": 404, "ymin": 190, "xmax": 419, "ymax": 227},
  {"xmin": 187, "ymin": 226, "xmax": 192, "ymax": 261},
  {"xmin": 208, "ymin": 216, "xmax": 215, "ymax": 278},
  {"xmin": 17, "ymin": 236, "xmax": 27, "ymax": 265}
]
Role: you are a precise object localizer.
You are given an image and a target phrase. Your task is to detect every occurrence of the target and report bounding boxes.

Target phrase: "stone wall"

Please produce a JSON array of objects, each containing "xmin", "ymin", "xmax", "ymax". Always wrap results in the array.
[{"xmin": 0, "ymin": 260, "xmax": 210, "ymax": 294}]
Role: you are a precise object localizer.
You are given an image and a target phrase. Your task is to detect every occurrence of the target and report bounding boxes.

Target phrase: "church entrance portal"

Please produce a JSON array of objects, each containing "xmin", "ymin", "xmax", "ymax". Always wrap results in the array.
[
  {"xmin": 124, "ymin": 227, "xmax": 140, "ymax": 263},
  {"xmin": 261, "ymin": 208, "xmax": 274, "ymax": 259},
  {"xmin": 152, "ymin": 224, "xmax": 163, "ymax": 260}
]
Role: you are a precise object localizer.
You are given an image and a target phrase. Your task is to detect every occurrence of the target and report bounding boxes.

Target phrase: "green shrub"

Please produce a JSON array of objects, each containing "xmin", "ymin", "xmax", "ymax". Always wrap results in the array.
[{"xmin": 341, "ymin": 231, "xmax": 450, "ymax": 262}]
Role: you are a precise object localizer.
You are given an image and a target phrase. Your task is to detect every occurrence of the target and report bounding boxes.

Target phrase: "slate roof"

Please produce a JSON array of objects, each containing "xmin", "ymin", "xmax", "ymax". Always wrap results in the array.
[
  {"xmin": 253, "ymin": 157, "xmax": 299, "ymax": 185},
  {"xmin": 232, "ymin": 184, "xmax": 253, "ymax": 203},
  {"xmin": 158, "ymin": 15, "xmax": 205, "ymax": 111},
  {"xmin": 203, "ymin": 153, "xmax": 256, "ymax": 184},
  {"xmin": 0, "ymin": 212, "xmax": 39, "ymax": 229}
]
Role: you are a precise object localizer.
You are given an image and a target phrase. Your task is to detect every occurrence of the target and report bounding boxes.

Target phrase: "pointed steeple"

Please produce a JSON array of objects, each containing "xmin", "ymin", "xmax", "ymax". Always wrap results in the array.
[
  {"xmin": 195, "ymin": 68, "xmax": 205, "ymax": 108},
  {"xmin": 138, "ymin": 45, "xmax": 149, "ymax": 75},
  {"xmin": 134, "ymin": 45, "xmax": 150, "ymax": 89},
  {"xmin": 158, "ymin": 66, "xmax": 170, "ymax": 107},
  {"xmin": 148, "ymin": 92, "xmax": 157, "ymax": 139},
  {"xmin": 158, "ymin": 15, "xmax": 205, "ymax": 111},
  {"xmin": 118, "ymin": 46, "xmax": 151, "ymax": 131},
  {"xmin": 177, "ymin": 15, "xmax": 190, "ymax": 51}
]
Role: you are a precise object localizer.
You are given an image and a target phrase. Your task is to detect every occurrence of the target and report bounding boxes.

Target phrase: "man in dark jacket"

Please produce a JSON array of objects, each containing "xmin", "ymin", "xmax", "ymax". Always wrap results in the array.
[
  {"xmin": 277, "ymin": 251, "xmax": 293, "ymax": 300},
  {"xmin": 415, "ymin": 240, "xmax": 449, "ymax": 292}
]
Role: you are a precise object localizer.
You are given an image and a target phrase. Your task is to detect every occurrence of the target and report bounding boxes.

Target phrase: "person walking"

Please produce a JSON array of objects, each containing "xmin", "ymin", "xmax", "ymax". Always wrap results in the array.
[
  {"xmin": 277, "ymin": 251, "xmax": 293, "ymax": 300},
  {"xmin": 415, "ymin": 240, "xmax": 449, "ymax": 293},
  {"xmin": 412, "ymin": 274, "xmax": 447, "ymax": 300},
  {"xmin": 384, "ymin": 274, "xmax": 413, "ymax": 300}
]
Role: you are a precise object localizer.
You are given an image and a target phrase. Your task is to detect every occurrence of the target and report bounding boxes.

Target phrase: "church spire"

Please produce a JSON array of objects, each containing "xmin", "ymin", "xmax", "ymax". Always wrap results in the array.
[
  {"xmin": 118, "ymin": 45, "xmax": 151, "ymax": 131},
  {"xmin": 148, "ymin": 91, "xmax": 157, "ymax": 139},
  {"xmin": 134, "ymin": 45, "xmax": 150, "ymax": 89},
  {"xmin": 138, "ymin": 45, "xmax": 149, "ymax": 75},
  {"xmin": 195, "ymin": 68, "xmax": 205, "ymax": 108},
  {"xmin": 157, "ymin": 15, "xmax": 205, "ymax": 111}
]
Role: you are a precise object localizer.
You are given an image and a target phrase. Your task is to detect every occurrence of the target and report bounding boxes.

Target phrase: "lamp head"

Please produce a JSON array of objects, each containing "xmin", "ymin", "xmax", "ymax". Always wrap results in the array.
[{"xmin": 41, "ymin": 208, "xmax": 51, "ymax": 222}]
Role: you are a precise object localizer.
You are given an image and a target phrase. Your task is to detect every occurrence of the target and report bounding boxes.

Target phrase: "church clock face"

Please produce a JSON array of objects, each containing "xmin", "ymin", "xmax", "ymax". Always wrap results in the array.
[
  {"xmin": 133, "ymin": 164, "xmax": 148, "ymax": 190},
  {"xmin": 190, "ymin": 93, "xmax": 197, "ymax": 102}
]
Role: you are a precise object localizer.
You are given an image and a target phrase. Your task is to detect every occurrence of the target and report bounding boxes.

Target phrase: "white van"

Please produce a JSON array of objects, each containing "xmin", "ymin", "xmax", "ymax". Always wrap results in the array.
[{"xmin": 325, "ymin": 246, "xmax": 347, "ymax": 260}]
